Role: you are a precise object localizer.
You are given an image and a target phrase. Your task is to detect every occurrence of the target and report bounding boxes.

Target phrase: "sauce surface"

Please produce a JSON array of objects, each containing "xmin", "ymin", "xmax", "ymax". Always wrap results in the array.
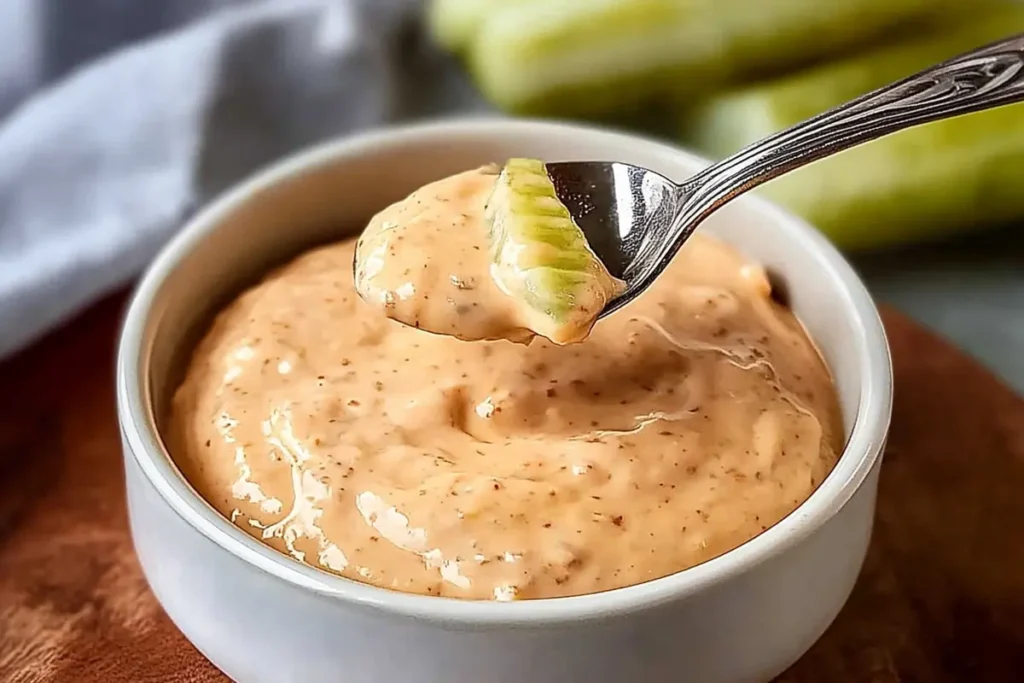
[
  {"xmin": 170, "ymin": 170, "xmax": 842, "ymax": 601},
  {"xmin": 354, "ymin": 168, "xmax": 534, "ymax": 343}
]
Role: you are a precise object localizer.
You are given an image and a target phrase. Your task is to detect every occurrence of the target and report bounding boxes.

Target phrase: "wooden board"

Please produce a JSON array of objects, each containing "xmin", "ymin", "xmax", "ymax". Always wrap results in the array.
[{"xmin": 1, "ymin": 293, "xmax": 1022, "ymax": 682}]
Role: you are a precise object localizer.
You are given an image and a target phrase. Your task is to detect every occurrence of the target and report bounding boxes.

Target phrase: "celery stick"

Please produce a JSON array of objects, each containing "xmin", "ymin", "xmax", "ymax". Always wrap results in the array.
[
  {"xmin": 427, "ymin": 0, "xmax": 532, "ymax": 53},
  {"xmin": 766, "ymin": 106, "xmax": 1024, "ymax": 250},
  {"xmin": 486, "ymin": 159, "xmax": 624, "ymax": 344},
  {"xmin": 681, "ymin": 8, "xmax": 1024, "ymax": 250},
  {"xmin": 683, "ymin": 9, "xmax": 1024, "ymax": 156},
  {"xmin": 464, "ymin": 0, "xmax": 971, "ymax": 117}
]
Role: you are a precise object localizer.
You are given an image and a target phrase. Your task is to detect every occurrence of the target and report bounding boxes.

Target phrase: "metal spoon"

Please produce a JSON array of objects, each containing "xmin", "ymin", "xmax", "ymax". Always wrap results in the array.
[{"xmin": 547, "ymin": 34, "xmax": 1024, "ymax": 319}]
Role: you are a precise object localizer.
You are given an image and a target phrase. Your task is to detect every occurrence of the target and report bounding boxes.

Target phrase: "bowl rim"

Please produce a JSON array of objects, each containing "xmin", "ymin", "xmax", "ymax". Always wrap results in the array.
[{"xmin": 117, "ymin": 117, "xmax": 893, "ymax": 627}]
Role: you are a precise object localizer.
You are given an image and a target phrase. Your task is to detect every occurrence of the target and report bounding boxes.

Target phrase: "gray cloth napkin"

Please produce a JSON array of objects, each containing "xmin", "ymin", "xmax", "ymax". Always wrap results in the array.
[{"xmin": 0, "ymin": 0, "xmax": 487, "ymax": 358}]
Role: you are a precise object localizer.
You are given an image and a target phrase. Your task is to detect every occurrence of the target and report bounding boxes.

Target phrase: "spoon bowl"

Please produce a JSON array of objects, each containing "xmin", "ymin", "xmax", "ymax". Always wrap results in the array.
[{"xmin": 546, "ymin": 161, "xmax": 681, "ymax": 317}]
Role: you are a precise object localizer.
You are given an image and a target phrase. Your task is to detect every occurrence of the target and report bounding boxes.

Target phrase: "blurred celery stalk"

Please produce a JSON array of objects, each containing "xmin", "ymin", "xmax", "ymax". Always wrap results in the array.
[
  {"xmin": 428, "ymin": 0, "xmax": 534, "ymax": 54},
  {"xmin": 680, "ymin": 8, "xmax": 1024, "ymax": 250},
  {"xmin": 434, "ymin": 0, "xmax": 976, "ymax": 117}
]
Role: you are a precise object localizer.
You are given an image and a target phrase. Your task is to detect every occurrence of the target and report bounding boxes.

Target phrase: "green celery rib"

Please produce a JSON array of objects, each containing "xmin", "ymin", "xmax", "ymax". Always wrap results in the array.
[
  {"xmin": 764, "ymin": 106, "xmax": 1024, "ymax": 251},
  {"xmin": 427, "ymin": 0, "xmax": 498, "ymax": 53},
  {"xmin": 680, "ymin": 6, "xmax": 1024, "ymax": 250},
  {"xmin": 462, "ymin": 0, "xmax": 973, "ymax": 117},
  {"xmin": 683, "ymin": 8, "xmax": 1024, "ymax": 156},
  {"xmin": 428, "ymin": 0, "xmax": 541, "ymax": 54}
]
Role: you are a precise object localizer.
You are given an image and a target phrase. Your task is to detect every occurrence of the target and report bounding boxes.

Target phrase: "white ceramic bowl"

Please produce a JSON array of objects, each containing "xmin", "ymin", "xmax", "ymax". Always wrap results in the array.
[{"xmin": 117, "ymin": 119, "xmax": 892, "ymax": 683}]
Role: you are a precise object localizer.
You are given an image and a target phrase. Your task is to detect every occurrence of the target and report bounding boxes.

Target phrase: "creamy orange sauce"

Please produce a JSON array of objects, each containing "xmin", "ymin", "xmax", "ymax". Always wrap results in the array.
[
  {"xmin": 354, "ymin": 168, "xmax": 534, "ymax": 343},
  {"xmin": 354, "ymin": 167, "xmax": 622, "ymax": 345},
  {"xmin": 169, "ymin": 171, "xmax": 842, "ymax": 601}
]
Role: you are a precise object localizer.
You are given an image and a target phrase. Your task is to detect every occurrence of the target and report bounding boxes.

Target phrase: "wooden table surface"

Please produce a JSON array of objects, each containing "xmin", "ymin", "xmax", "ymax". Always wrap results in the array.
[{"xmin": 1, "ymin": 294, "xmax": 1022, "ymax": 682}]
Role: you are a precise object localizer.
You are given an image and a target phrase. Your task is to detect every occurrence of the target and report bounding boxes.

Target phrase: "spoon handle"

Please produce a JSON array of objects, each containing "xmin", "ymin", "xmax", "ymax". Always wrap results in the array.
[{"xmin": 677, "ymin": 33, "xmax": 1024, "ymax": 231}]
